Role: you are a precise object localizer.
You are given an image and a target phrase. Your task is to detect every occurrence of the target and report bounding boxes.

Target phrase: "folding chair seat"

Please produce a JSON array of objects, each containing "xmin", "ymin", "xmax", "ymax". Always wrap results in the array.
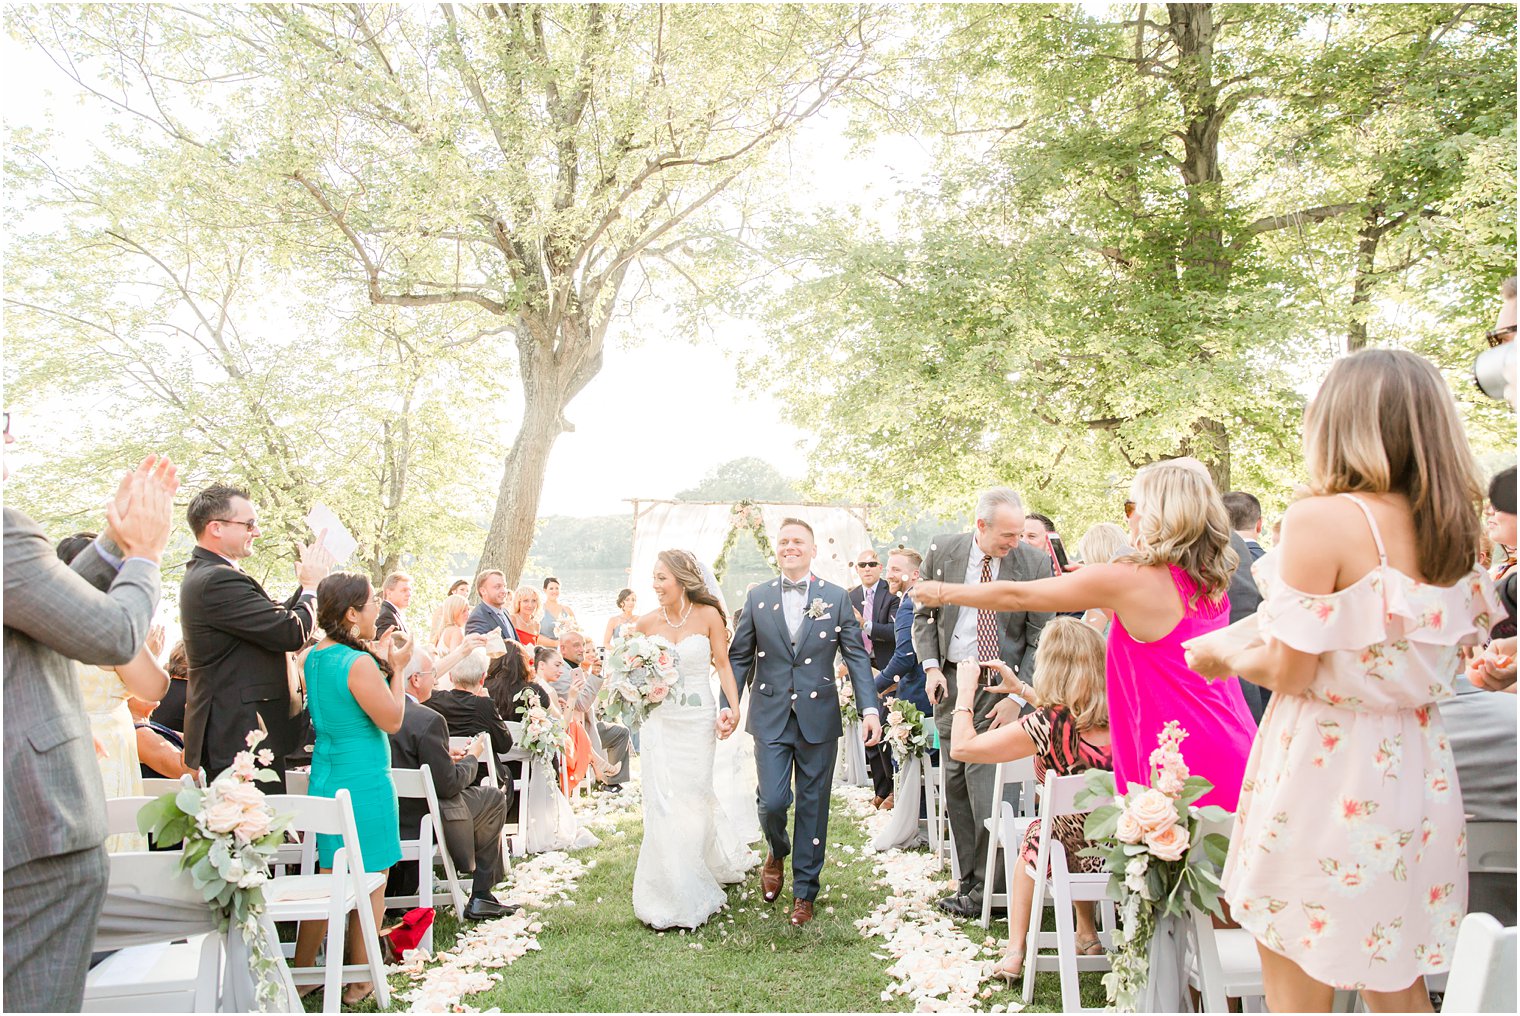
[{"xmin": 387, "ymin": 764, "xmax": 470, "ymax": 954}]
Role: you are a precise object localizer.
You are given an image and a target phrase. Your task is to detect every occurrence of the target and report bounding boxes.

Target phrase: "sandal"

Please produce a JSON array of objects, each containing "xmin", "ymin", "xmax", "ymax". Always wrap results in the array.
[
  {"xmin": 991, "ymin": 954, "xmax": 1023, "ymax": 983},
  {"xmin": 1076, "ymin": 935, "xmax": 1105, "ymax": 956}
]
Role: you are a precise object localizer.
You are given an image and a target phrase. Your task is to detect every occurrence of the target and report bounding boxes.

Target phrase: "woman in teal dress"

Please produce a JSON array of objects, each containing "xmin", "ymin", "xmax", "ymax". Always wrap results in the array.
[{"xmin": 292, "ymin": 572, "xmax": 410, "ymax": 1006}]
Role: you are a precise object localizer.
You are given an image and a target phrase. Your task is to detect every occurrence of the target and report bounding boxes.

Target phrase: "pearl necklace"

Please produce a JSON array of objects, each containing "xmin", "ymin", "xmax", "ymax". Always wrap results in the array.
[{"xmin": 662, "ymin": 599, "xmax": 693, "ymax": 629}]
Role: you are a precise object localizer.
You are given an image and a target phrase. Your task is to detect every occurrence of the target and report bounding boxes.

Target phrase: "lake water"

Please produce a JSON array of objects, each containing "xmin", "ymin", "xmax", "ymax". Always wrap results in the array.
[{"xmin": 525, "ymin": 564, "xmax": 778, "ymax": 646}]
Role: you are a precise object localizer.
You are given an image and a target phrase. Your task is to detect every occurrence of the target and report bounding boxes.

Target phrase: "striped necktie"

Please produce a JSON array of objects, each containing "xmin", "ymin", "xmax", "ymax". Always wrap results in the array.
[{"xmin": 976, "ymin": 555, "xmax": 999, "ymax": 662}]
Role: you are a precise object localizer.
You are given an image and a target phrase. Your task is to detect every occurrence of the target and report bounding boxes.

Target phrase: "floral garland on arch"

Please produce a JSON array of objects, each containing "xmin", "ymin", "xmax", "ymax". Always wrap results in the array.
[
  {"xmin": 883, "ymin": 699, "xmax": 930, "ymax": 764},
  {"xmin": 1076, "ymin": 721, "xmax": 1231, "ymax": 1012},
  {"xmin": 137, "ymin": 730, "xmax": 293, "ymax": 1012}
]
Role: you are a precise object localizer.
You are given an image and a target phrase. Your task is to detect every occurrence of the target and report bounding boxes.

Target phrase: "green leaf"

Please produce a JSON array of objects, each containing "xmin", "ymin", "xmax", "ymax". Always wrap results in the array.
[
  {"xmin": 1084, "ymin": 806, "xmax": 1119, "ymax": 841},
  {"xmin": 1176, "ymin": 775, "xmax": 1215, "ymax": 808}
]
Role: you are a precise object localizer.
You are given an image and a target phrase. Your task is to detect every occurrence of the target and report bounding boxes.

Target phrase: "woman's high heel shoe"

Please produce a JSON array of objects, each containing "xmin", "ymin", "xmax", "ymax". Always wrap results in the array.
[{"xmin": 991, "ymin": 954, "xmax": 1023, "ymax": 984}]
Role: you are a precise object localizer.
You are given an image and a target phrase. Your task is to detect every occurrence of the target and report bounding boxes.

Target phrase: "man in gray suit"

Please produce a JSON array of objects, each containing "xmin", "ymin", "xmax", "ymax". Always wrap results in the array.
[
  {"xmin": 913, "ymin": 487, "xmax": 1052, "ymax": 917},
  {"xmin": 725, "ymin": 517, "xmax": 881, "ymax": 926},
  {"xmin": 2, "ymin": 444, "xmax": 175, "ymax": 1012}
]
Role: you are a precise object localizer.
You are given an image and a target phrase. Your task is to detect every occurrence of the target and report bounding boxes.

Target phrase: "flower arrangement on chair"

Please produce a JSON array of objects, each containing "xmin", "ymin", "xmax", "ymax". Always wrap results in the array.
[
  {"xmin": 516, "ymin": 689, "xmax": 572, "ymax": 762},
  {"xmin": 838, "ymin": 676, "xmax": 859, "ymax": 724},
  {"xmin": 882, "ymin": 699, "xmax": 930, "ymax": 764},
  {"xmin": 1075, "ymin": 721, "xmax": 1231, "ymax": 1011},
  {"xmin": 136, "ymin": 729, "xmax": 293, "ymax": 1012}
]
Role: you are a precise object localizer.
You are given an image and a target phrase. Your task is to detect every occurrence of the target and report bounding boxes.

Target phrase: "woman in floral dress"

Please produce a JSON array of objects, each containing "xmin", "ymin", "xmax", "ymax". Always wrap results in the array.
[{"xmin": 1191, "ymin": 349, "xmax": 1497, "ymax": 1012}]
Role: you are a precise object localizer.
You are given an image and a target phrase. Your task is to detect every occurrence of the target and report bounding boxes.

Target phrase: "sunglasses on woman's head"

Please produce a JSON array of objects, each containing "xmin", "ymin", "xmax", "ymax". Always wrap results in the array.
[{"xmin": 1124, "ymin": 500, "xmax": 1136, "ymax": 518}]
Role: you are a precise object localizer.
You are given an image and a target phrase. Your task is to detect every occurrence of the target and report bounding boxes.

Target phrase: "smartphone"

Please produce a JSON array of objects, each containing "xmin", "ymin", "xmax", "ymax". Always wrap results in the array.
[
  {"xmin": 1048, "ymin": 533, "xmax": 1071, "ymax": 571},
  {"xmin": 596, "ymin": 646, "xmax": 607, "ymax": 661}
]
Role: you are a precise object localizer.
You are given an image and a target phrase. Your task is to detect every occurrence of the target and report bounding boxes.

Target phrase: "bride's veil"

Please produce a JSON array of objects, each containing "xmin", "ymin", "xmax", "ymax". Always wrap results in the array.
[{"xmin": 696, "ymin": 558, "xmax": 728, "ymax": 623}]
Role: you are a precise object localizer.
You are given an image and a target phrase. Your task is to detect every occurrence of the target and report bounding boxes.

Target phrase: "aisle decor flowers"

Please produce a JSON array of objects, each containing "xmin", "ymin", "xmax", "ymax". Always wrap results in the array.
[
  {"xmin": 1075, "ymin": 721, "xmax": 1231, "ymax": 1011},
  {"xmin": 517, "ymin": 689, "xmax": 571, "ymax": 762},
  {"xmin": 136, "ymin": 729, "xmax": 293, "ymax": 1011},
  {"xmin": 601, "ymin": 631, "xmax": 683, "ymax": 727},
  {"xmin": 883, "ymin": 699, "xmax": 930, "ymax": 764},
  {"xmin": 838, "ymin": 676, "xmax": 859, "ymax": 724}
]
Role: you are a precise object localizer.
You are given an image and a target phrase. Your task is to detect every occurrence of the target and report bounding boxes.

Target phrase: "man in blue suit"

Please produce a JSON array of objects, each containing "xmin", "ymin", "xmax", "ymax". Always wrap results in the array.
[
  {"xmin": 464, "ymin": 569, "xmax": 518, "ymax": 644},
  {"xmin": 725, "ymin": 518, "xmax": 881, "ymax": 926},
  {"xmin": 877, "ymin": 547, "xmax": 932, "ymax": 716}
]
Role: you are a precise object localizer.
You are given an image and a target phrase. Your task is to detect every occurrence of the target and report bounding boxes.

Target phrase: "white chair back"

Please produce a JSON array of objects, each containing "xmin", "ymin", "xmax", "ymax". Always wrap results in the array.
[
  {"xmin": 389, "ymin": 764, "xmax": 469, "ymax": 924},
  {"xmin": 1441, "ymin": 912, "xmax": 1518, "ymax": 1013},
  {"xmin": 105, "ymin": 797, "xmax": 160, "ymax": 839},
  {"xmin": 979, "ymin": 755, "xmax": 1040, "ymax": 927},
  {"xmin": 142, "ymin": 774, "xmax": 201, "ymax": 797}
]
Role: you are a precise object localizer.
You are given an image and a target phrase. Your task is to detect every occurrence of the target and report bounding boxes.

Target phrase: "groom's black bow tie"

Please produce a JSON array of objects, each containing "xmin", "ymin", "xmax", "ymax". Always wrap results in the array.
[{"xmin": 781, "ymin": 578, "xmax": 808, "ymax": 594}]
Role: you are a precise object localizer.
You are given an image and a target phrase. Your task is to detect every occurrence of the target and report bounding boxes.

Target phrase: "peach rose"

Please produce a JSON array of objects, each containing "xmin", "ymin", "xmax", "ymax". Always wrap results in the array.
[
  {"xmin": 202, "ymin": 796, "xmax": 243, "ymax": 835},
  {"xmin": 1116, "ymin": 809, "xmax": 1145, "ymax": 845},
  {"xmin": 234, "ymin": 809, "xmax": 273, "ymax": 843},
  {"xmin": 1127, "ymin": 787, "xmax": 1179, "ymax": 835},
  {"xmin": 648, "ymin": 683, "xmax": 670, "ymax": 703},
  {"xmin": 1145, "ymin": 822, "xmax": 1191, "ymax": 861}
]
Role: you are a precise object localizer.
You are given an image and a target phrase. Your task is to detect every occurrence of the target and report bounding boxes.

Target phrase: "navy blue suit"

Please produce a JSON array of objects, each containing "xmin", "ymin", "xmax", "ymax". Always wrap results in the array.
[
  {"xmin": 726, "ymin": 575, "xmax": 878, "ymax": 900},
  {"xmin": 877, "ymin": 593, "xmax": 931, "ymax": 715}
]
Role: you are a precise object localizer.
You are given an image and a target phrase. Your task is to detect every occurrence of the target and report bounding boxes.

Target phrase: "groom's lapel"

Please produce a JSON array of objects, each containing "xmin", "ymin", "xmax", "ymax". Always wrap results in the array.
[
  {"xmin": 760, "ymin": 578, "xmax": 798, "ymax": 661},
  {"xmin": 792, "ymin": 578, "xmax": 832, "ymax": 656}
]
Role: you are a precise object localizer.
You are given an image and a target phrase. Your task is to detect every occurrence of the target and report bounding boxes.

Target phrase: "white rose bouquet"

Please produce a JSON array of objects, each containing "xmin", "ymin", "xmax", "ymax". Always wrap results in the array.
[
  {"xmin": 600, "ymin": 631, "xmax": 684, "ymax": 729},
  {"xmin": 136, "ymin": 729, "xmax": 293, "ymax": 1011},
  {"xmin": 1075, "ymin": 721, "xmax": 1231, "ymax": 1011},
  {"xmin": 838, "ymin": 676, "xmax": 859, "ymax": 723},
  {"xmin": 517, "ymin": 688, "xmax": 571, "ymax": 762},
  {"xmin": 882, "ymin": 699, "xmax": 929, "ymax": 764}
]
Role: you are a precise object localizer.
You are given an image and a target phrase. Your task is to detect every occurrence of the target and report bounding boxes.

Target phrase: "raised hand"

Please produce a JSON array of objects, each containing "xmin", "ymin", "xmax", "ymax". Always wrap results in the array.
[
  {"xmin": 385, "ymin": 628, "xmax": 414, "ymax": 677},
  {"xmin": 104, "ymin": 454, "xmax": 177, "ymax": 563},
  {"xmin": 296, "ymin": 528, "xmax": 337, "ymax": 589},
  {"xmin": 146, "ymin": 622, "xmax": 166, "ymax": 659}
]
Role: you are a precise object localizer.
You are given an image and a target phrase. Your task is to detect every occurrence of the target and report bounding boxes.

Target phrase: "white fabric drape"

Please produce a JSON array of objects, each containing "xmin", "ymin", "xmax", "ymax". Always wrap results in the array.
[
  {"xmin": 834, "ymin": 719, "xmax": 870, "ymax": 787},
  {"xmin": 757, "ymin": 505, "xmax": 872, "ymax": 589},
  {"xmin": 628, "ymin": 503, "xmax": 735, "ymax": 613},
  {"xmin": 520, "ymin": 756, "xmax": 599, "ymax": 854},
  {"xmin": 869, "ymin": 755, "xmax": 925, "ymax": 852}
]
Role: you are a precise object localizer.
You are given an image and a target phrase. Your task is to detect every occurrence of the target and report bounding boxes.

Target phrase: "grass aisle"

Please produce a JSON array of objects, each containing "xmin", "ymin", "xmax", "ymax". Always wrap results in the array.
[{"xmin": 354, "ymin": 785, "xmax": 1106, "ymax": 1012}]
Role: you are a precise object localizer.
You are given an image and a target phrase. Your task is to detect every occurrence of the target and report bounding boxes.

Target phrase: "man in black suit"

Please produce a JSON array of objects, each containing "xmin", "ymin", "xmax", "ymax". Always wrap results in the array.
[
  {"xmin": 464, "ymin": 569, "xmax": 517, "ymax": 644},
  {"xmin": 179, "ymin": 484, "xmax": 334, "ymax": 785},
  {"xmin": 1223, "ymin": 491, "xmax": 1266, "ymax": 561},
  {"xmin": 422, "ymin": 648, "xmax": 513, "ymax": 781},
  {"xmin": 1222, "ymin": 491, "xmax": 1269, "ymax": 722},
  {"xmin": 390, "ymin": 644, "xmax": 516, "ymax": 921},
  {"xmin": 848, "ymin": 548, "xmax": 899, "ymax": 804},
  {"xmin": 377, "ymin": 571, "xmax": 413, "ymax": 636}
]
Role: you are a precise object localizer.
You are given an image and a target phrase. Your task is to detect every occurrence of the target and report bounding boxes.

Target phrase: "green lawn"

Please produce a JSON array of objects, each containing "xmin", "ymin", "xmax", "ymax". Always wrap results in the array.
[{"xmin": 321, "ymin": 789, "xmax": 1108, "ymax": 1012}]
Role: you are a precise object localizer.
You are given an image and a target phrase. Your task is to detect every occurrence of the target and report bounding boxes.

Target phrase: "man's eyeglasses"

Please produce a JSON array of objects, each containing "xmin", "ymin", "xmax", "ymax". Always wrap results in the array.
[
  {"xmin": 856, "ymin": 560, "xmax": 881, "ymax": 568},
  {"xmin": 212, "ymin": 518, "xmax": 259, "ymax": 531},
  {"xmin": 1485, "ymin": 325, "xmax": 1517, "ymax": 348}
]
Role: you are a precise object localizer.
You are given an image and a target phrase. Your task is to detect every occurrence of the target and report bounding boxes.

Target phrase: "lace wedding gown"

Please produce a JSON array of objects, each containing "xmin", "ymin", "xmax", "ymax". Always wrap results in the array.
[{"xmin": 633, "ymin": 634, "xmax": 758, "ymax": 929}]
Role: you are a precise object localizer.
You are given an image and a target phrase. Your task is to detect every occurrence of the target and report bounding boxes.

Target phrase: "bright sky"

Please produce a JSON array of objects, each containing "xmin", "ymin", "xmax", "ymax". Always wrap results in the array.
[{"xmin": 1, "ymin": 32, "xmax": 934, "ymax": 518}]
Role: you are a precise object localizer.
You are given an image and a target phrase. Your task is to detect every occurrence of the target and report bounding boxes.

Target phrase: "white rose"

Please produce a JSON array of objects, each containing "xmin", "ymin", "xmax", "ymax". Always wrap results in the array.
[
  {"xmin": 1128, "ymin": 788, "xmax": 1179, "ymax": 835},
  {"xmin": 202, "ymin": 796, "xmax": 243, "ymax": 835}
]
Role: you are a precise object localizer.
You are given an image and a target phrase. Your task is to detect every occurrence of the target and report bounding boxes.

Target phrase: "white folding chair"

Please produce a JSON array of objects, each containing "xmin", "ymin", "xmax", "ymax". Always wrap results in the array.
[
  {"xmin": 1182, "ymin": 812, "xmax": 1269, "ymax": 1012},
  {"xmin": 499, "ymin": 722, "xmax": 533, "ymax": 862},
  {"xmin": 980, "ymin": 755, "xmax": 1039, "ymax": 927},
  {"xmin": 1019, "ymin": 771, "xmax": 1115, "ymax": 1012},
  {"xmin": 924, "ymin": 754, "xmax": 947, "ymax": 863},
  {"xmin": 141, "ymin": 774, "xmax": 201, "ymax": 797},
  {"xmin": 1441, "ymin": 912, "xmax": 1518, "ymax": 1013},
  {"xmin": 85, "ymin": 852, "xmax": 223, "ymax": 1012},
  {"xmin": 261, "ymin": 789, "xmax": 390, "ymax": 1012},
  {"xmin": 388, "ymin": 765, "xmax": 470, "ymax": 950}
]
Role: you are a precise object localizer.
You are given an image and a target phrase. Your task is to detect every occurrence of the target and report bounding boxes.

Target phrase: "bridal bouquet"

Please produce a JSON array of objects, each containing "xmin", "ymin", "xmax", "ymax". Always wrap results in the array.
[
  {"xmin": 1076, "ymin": 722, "xmax": 1230, "ymax": 1011},
  {"xmin": 517, "ymin": 689, "xmax": 570, "ymax": 762},
  {"xmin": 883, "ymin": 700, "xmax": 930, "ymax": 764},
  {"xmin": 601, "ymin": 631, "xmax": 683, "ymax": 729},
  {"xmin": 137, "ymin": 729, "xmax": 293, "ymax": 1011}
]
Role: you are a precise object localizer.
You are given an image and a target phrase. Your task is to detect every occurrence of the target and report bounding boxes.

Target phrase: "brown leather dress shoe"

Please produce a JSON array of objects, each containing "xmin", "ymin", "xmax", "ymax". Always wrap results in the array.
[
  {"xmin": 789, "ymin": 898, "xmax": 814, "ymax": 926},
  {"xmin": 761, "ymin": 854, "xmax": 784, "ymax": 902}
]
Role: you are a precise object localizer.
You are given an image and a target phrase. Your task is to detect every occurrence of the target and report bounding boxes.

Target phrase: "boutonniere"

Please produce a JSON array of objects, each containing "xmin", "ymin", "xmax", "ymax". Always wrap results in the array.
[{"xmin": 806, "ymin": 598, "xmax": 829, "ymax": 620}]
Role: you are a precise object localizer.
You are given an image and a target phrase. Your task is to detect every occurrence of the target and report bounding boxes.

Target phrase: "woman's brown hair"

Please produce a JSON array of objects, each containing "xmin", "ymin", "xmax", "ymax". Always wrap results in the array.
[{"xmin": 1304, "ymin": 349, "xmax": 1484, "ymax": 586}]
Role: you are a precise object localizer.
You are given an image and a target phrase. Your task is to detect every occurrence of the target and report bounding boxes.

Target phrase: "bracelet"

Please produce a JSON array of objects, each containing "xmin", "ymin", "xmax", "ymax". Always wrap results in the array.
[{"xmin": 954, "ymin": 705, "xmax": 974, "ymax": 715}]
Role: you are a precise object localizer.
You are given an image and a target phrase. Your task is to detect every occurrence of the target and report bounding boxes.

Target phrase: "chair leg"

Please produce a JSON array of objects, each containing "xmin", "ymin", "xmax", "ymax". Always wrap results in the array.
[
  {"xmin": 1052, "ymin": 874, "xmax": 1082, "ymax": 1013},
  {"xmin": 323, "ymin": 901, "xmax": 346, "ymax": 1013},
  {"xmin": 980, "ymin": 823, "xmax": 1000, "ymax": 928},
  {"xmin": 352, "ymin": 885, "xmax": 390, "ymax": 1010}
]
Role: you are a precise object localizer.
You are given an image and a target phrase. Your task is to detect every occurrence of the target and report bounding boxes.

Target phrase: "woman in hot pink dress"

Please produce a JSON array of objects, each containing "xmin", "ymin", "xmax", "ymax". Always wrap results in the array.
[
  {"xmin": 1190, "ymin": 349, "xmax": 1495, "ymax": 1013},
  {"xmin": 915, "ymin": 458, "xmax": 1256, "ymax": 810}
]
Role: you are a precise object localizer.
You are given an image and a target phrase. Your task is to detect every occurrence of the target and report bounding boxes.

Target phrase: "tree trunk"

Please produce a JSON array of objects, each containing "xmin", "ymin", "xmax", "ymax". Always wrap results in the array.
[
  {"xmin": 476, "ymin": 376, "xmax": 568, "ymax": 588},
  {"xmin": 1347, "ymin": 208, "xmax": 1384, "ymax": 351}
]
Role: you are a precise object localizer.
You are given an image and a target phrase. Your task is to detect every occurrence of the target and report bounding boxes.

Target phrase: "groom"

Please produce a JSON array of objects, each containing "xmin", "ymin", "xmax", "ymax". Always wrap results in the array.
[{"xmin": 724, "ymin": 517, "xmax": 882, "ymax": 926}]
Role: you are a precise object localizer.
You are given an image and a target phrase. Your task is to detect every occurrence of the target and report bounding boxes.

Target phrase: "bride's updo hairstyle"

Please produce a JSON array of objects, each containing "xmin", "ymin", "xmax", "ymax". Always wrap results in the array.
[
  {"xmin": 657, "ymin": 549, "xmax": 728, "ymax": 626},
  {"xmin": 1119, "ymin": 458, "xmax": 1237, "ymax": 606},
  {"xmin": 1304, "ymin": 348, "xmax": 1483, "ymax": 586}
]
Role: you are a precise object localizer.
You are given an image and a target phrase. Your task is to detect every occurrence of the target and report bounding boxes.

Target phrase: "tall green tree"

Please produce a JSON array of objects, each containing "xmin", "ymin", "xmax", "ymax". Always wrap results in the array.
[
  {"xmin": 12, "ymin": 3, "xmax": 887, "ymax": 585},
  {"xmin": 739, "ymin": 2, "xmax": 1515, "ymax": 538}
]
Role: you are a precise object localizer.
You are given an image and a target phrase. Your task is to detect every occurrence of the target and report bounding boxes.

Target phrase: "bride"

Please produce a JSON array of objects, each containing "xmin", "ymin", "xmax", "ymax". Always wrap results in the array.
[{"xmin": 631, "ymin": 549, "xmax": 758, "ymax": 930}]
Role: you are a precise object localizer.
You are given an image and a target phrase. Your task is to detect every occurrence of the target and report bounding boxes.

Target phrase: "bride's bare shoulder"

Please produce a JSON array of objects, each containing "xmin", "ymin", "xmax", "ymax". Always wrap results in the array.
[{"xmin": 633, "ymin": 611, "xmax": 661, "ymax": 635}]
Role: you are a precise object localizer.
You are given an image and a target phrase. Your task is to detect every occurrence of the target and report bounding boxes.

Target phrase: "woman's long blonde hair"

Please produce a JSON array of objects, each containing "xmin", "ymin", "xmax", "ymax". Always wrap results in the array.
[
  {"xmin": 1304, "ymin": 349, "xmax": 1484, "ymax": 586},
  {"xmin": 1078, "ymin": 522, "xmax": 1129, "ymax": 565},
  {"xmin": 1119, "ymin": 458, "xmax": 1237, "ymax": 605},
  {"xmin": 1028, "ymin": 617, "xmax": 1108, "ymax": 730},
  {"xmin": 432, "ymin": 593, "xmax": 469, "ymax": 646}
]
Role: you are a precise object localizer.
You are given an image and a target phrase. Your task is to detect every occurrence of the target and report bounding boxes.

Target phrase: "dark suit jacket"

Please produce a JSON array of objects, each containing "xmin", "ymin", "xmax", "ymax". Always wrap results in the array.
[
  {"xmin": 3, "ymin": 512, "xmax": 159, "ymax": 869},
  {"xmin": 377, "ymin": 599, "xmax": 408, "ymax": 635},
  {"xmin": 1226, "ymin": 531, "xmax": 1262, "ymax": 625},
  {"xmin": 464, "ymin": 602, "xmax": 517, "ymax": 643},
  {"xmin": 151, "ymin": 675, "xmax": 188, "ymax": 733},
  {"xmin": 179, "ymin": 546, "xmax": 315, "ymax": 772},
  {"xmin": 848, "ymin": 578, "xmax": 901, "ymax": 672},
  {"xmin": 389, "ymin": 697, "xmax": 480, "ymax": 836},
  {"xmin": 1243, "ymin": 538, "xmax": 1265, "ymax": 562},
  {"xmin": 912, "ymin": 533, "xmax": 1051, "ymax": 678},
  {"xmin": 423, "ymin": 688, "xmax": 514, "ymax": 758},
  {"xmin": 877, "ymin": 593, "xmax": 931, "ymax": 714}
]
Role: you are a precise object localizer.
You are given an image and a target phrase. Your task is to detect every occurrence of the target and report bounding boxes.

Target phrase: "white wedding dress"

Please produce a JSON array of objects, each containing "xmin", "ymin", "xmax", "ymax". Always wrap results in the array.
[{"xmin": 632, "ymin": 633, "xmax": 758, "ymax": 929}]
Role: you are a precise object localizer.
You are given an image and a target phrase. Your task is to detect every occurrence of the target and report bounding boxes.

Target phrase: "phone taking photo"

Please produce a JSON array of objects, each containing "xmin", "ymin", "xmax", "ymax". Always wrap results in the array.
[{"xmin": 1048, "ymin": 532, "xmax": 1070, "ymax": 571}]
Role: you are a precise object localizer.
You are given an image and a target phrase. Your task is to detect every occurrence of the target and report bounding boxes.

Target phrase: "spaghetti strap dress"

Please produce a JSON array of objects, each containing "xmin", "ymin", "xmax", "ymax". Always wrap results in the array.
[
  {"xmin": 1221, "ymin": 495, "xmax": 1499, "ymax": 990},
  {"xmin": 1106, "ymin": 566, "xmax": 1257, "ymax": 809}
]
